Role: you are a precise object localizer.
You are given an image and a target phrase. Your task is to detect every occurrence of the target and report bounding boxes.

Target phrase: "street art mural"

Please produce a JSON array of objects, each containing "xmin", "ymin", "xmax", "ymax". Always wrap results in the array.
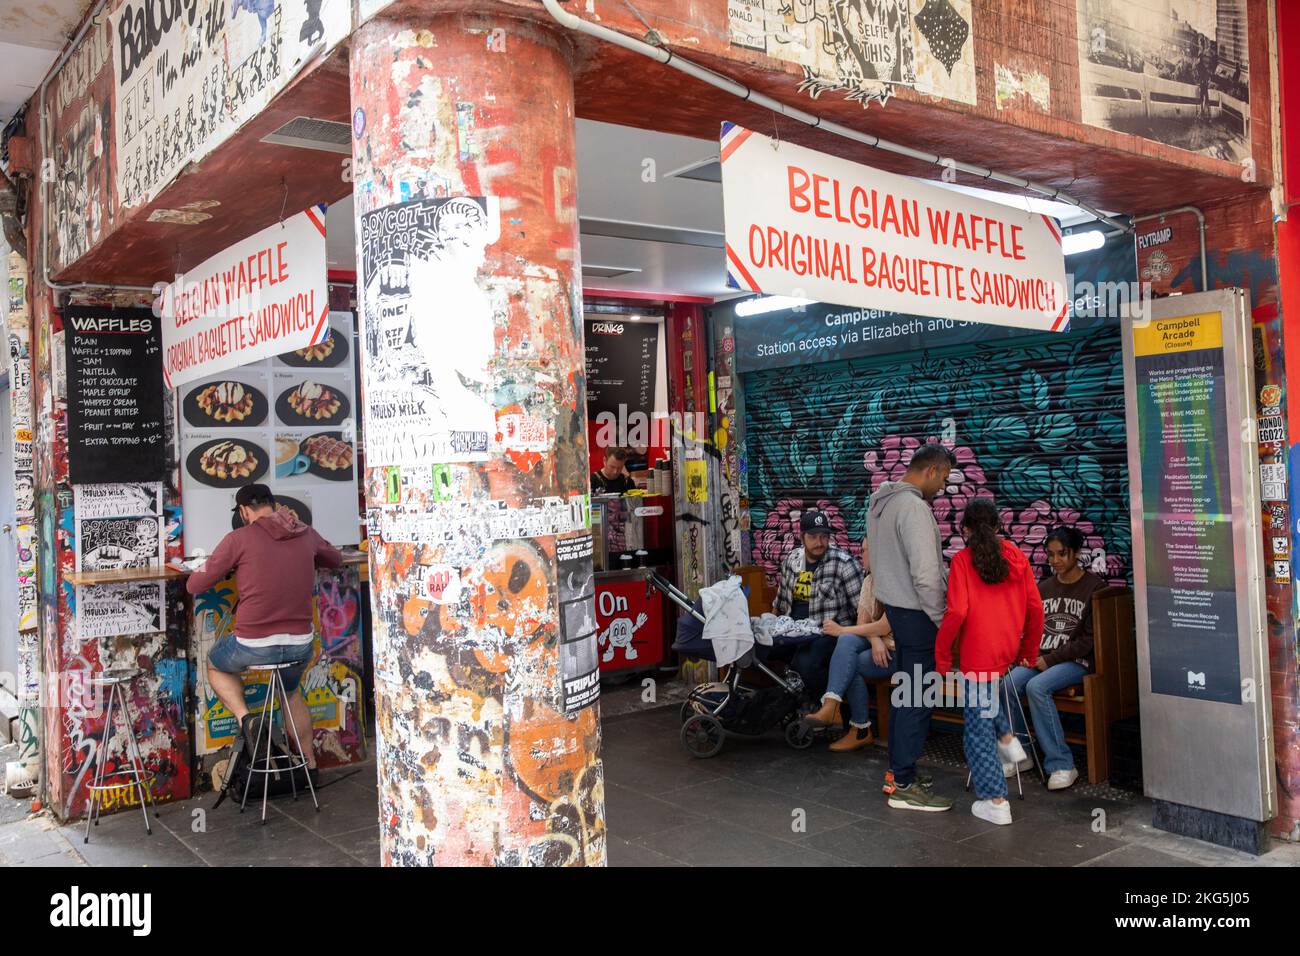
[
  {"xmin": 728, "ymin": 0, "xmax": 977, "ymax": 107},
  {"xmin": 191, "ymin": 567, "xmax": 366, "ymax": 767},
  {"xmin": 746, "ymin": 324, "xmax": 1130, "ymax": 589},
  {"xmin": 1076, "ymin": 0, "xmax": 1251, "ymax": 162}
]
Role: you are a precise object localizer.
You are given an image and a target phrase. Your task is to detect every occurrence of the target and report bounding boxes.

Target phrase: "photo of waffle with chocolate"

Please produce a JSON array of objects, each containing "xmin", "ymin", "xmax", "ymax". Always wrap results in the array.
[
  {"xmin": 301, "ymin": 433, "xmax": 354, "ymax": 479},
  {"xmin": 297, "ymin": 337, "xmax": 335, "ymax": 363},
  {"xmin": 186, "ymin": 438, "xmax": 269, "ymax": 488}
]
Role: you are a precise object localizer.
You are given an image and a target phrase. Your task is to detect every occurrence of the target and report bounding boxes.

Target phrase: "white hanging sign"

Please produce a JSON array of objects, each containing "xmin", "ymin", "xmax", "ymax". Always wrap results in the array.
[
  {"xmin": 158, "ymin": 206, "xmax": 328, "ymax": 390},
  {"xmin": 720, "ymin": 122, "xmax": 1069, "ymax": 332}
]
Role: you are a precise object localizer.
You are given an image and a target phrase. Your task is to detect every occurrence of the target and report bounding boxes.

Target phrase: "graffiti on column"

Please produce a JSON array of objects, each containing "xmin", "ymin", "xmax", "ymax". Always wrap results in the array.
[{"xmin": 351, "ymin": 18, "xmax": 604, "ymax": 865}]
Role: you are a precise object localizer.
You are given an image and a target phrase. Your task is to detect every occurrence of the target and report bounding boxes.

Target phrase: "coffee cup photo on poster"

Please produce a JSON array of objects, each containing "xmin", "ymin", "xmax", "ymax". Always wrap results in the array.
[{"xmin": 276, "ymin": 430, "xmax": 355, "ymax": 481}]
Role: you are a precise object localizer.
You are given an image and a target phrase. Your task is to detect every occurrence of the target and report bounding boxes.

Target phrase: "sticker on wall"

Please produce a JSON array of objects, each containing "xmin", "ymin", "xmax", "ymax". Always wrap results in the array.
[
  {"xmin": 1258, "ymin": 415, "xmax": 1284, "ymax": 447},
  {"xmin": 358, "ymin": 196, "xmax": 500, "ymax": 465},
  {"xmin": 1261, "ymin": 463, "xmax": 1287, "ymax": 502},
  {"xmin": 1273, "ymin": 560, "xmax": 1291, "ymax": 584},
  {"xmin": 685, "ymin": 459, "xmax": 708, "ymax": 504},
  {"xmin": 995, "ymin": 61, "xmax": 1050, "ymax": 113}
]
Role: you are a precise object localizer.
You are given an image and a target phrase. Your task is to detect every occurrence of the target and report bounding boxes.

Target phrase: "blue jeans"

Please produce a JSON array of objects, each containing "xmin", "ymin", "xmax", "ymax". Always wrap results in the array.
[
  {"xmin": 823, "ymin": 632, "xmax": 893, "ymax": 726},
  {"xmin": 790, "ymin": 634, "xmax": 837, "ymax": 703},
  {"xmin": 1007, "ymin": 663, "xmax": 1087, "ymax": 773},
  {"xmin": 208, "ymin": 633, "xmax": 312, "ymax": 693},
  {"xmin": 883, "ymin": 605, "xmax": 938, "ymax": 787}
]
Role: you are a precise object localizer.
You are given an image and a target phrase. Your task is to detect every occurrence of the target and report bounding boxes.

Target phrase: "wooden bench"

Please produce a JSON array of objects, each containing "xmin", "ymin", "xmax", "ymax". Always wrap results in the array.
[{"xmin": 866, "ymin": 587, "xmax": 1136, "ymax": 784}]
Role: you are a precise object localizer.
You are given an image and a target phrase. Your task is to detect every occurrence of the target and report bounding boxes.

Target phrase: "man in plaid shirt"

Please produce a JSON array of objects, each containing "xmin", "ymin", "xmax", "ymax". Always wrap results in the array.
[{"xmin": 772, "ymin": 509, "xmax": 864, "ymax": 700}]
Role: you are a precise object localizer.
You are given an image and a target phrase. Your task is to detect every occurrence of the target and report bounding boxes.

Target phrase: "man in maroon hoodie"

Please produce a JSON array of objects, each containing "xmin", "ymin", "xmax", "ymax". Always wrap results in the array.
[{"xmin": 185, "ymin": 484, "xmax": 342, "ymax": 772}]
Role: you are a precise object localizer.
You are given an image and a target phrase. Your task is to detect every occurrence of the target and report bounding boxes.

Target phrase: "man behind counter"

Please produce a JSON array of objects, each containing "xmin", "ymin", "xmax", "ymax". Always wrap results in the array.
[
  {"xmin": 592, "ymin": 445, "xmax": 638, "ymax": 494},
  {"xmin": 184, "ymin": 483, "xmax": 342, "ymax": 781}
]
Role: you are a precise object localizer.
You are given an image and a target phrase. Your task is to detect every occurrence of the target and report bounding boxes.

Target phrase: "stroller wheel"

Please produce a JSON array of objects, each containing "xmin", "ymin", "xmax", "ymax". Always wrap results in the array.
[
  {"xmin": 784, "ymin": 719, "xmax": 816, "ymax": 750},
  {"xmin": 679, "ymin": 701, "xmax": 695, "ymax": 723},
  {"xmin": 680, "ymin": 714, "xmax": 725, "ymax": 758}
]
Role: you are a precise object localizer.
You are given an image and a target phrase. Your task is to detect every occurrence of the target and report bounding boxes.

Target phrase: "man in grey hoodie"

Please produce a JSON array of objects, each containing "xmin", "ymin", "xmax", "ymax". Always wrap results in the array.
[{"xmin": 866, "ymin": 443, "xmax": 955, "ymax": 812}]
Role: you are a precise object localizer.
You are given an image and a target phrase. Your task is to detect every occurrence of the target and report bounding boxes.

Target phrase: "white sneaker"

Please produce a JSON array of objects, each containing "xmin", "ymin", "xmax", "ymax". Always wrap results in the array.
[
  {"xmin": 997, "ymin": 736, "xmax": 1027, "ymax": 764},
  {"xmin": 971, "ymin": 798, "xmax": 1013, "ymax": 826},
  {"xmin": 1047, "ymin": 768, "xmax": 1079, "ymax": 791}
]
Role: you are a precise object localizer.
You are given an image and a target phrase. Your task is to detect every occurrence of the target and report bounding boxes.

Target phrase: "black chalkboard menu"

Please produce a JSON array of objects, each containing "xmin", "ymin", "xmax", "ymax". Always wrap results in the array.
[
  {"xmin": 64, "ymin": 307, "xmax": 165, "ymax": 483},
  {"xmin": 584, "ymin": 318, "xmax": 659, "ymax": 422}
]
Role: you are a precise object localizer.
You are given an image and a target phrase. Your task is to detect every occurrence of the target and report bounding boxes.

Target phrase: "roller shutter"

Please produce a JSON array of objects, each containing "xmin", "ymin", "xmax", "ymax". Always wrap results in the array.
[{"xmin": 744, "ymin": 323, "xmax": 1130, "ymax": 587}]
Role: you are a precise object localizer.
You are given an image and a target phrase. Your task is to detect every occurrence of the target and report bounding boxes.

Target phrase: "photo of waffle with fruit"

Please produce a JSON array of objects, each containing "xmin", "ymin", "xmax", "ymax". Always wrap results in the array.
[
  {"xmin": 196, "ymin": 382, "xmax": 255, "ymax": 423},
  {"xmin": 287, "ymin": 381, "xmax": 341, "ymax": 421},
  {"xmin": 199, "ymin": 440, "xmax": 259, "ymax": 480},
  {"xmin": 301, "ymin": 434, "xmax": 353, "ymax": 472},
  {"xmin": 295, "ymin": 334, "xmax": 336, "ymax": 364}
]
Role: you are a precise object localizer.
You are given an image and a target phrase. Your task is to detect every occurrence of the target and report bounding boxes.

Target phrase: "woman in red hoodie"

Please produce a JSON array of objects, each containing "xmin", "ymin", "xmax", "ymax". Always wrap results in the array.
[{"xmin": 934, "ymin": 499, "xmax": 1044, "ymax": 826}]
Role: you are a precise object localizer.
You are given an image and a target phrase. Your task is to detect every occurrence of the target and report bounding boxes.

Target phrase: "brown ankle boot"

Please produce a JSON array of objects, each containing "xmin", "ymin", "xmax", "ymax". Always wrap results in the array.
[
  {"xmin": 829, "ymin": 724, "xmax": 875, "ymax": 752},
  {"xmin": 804, "ymin": 698, "xmax": 842, "ymax": 726}
]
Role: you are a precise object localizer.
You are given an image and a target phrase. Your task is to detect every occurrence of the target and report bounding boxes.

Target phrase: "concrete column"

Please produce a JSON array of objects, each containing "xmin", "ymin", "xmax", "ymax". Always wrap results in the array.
[{"xmin": 349, "ymin": 11, "xmax": 605, "ymax": 865}]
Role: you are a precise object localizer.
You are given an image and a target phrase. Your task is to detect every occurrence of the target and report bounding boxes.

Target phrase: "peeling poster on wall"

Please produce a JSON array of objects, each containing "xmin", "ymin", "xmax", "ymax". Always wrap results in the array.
[{"xmin": 358, "ymin": 197, "xmax": 500, "ymax": 465}]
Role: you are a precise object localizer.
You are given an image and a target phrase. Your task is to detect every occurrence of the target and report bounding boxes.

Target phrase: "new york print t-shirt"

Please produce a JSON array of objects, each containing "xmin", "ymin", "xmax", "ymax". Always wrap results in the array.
[{"xmin": 1038, "ymin": 570, "xmax": 1106, "ymax": 666}]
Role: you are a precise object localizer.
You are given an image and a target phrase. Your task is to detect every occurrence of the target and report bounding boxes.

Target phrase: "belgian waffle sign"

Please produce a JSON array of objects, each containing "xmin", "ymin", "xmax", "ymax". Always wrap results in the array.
[
  {"xmin": 720, "ymin": 122, "xmax": 1069, "ymax": 332},
  {"xmin": 358, "ymin": 196, "xmax": 500, "ymax": 465}
]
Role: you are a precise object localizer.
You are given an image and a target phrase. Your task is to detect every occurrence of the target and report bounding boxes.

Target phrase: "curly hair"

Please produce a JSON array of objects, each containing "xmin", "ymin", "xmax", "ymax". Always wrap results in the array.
[{"xmin": 962, "ymin": 498, "xmax": 1008, "ymax": 585}]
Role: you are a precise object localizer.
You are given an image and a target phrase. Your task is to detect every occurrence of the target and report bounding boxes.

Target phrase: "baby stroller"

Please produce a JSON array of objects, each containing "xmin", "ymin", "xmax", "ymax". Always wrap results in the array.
[{"xmin": 652, "ymin": 572, "xmax": 824, "ymax": 758}]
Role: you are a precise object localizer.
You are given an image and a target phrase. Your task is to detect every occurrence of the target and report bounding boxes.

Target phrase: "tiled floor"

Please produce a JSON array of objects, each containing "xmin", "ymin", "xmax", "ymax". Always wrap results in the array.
[{"xmin": 3, "ymin": 705, "xmax": 1299, "ymax": 867}]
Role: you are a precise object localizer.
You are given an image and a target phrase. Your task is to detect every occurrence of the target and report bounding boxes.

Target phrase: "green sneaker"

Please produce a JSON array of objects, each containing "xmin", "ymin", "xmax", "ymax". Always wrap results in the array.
[
  {"xmin": 882, "ymin": 770, "xmax": 935, "ymax": 794},
  {"xmin": 887, "ymin": 781, "xmax": 953, "ymax": 812}
]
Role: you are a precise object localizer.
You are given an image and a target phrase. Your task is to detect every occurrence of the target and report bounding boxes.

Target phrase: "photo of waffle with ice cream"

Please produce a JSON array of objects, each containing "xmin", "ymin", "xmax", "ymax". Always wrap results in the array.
[
  {"xmin": 276, "ymin": 378, "xmax": 350, "ymax": 426},
  {"xmin": 183, "ymin": 380, "xmax": 267, "ymax": 428}
]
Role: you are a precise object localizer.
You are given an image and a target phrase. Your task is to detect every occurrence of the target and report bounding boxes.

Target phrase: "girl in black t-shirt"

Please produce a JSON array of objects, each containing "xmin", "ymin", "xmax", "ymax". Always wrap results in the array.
[{"xmin": 1003, "ymin": 527, "xmax": 1107, "ymax": 791}]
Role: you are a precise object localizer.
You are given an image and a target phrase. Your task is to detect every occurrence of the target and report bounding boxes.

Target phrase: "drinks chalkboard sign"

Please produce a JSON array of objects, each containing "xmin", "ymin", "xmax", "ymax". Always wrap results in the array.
[
  {"xmin": 584, "ymin": 318, "xmax": 659, "ymax": 423},
  {"xmin": 64, "ymin": 307, "xmax": 165, "ymax": 484}
]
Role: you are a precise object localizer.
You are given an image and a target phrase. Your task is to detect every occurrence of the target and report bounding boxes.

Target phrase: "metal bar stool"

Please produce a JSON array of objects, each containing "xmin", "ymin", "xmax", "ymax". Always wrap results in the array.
[
  {"xmin": 84, "ymin": 667, "xmax": 159, "ymax": 843},
  {"xmin": 240, "ymin": 662, "xmax": 319, "ymax": 823},
  {"xmin": 964, "ymin": 673, "xmax": 1046, "ymax": 800}
]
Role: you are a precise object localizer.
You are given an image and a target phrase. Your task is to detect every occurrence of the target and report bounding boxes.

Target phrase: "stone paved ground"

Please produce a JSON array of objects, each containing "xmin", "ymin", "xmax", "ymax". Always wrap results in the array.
[{"xmin": 2, "ymin": 710, "xmax": 1299, "ymax": 867}]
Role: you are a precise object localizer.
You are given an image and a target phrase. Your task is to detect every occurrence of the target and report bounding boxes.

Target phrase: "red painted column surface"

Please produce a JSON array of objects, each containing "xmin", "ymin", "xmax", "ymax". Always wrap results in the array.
[{"xmin": 349, "ymin": 12, "xmax": 605, "ymax": 865}]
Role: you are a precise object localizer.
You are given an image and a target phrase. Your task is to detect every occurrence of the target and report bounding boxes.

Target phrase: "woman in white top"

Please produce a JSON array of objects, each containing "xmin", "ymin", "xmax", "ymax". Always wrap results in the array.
[{"xmin": 803, "ymin": 536, "xmax": 894, "ymax": 751}]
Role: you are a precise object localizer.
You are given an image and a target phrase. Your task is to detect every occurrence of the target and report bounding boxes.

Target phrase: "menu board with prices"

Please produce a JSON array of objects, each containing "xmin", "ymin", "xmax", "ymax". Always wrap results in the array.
[
  {"xmin": 63, "ymin": 307, "xmax": 165, "ymax": 483},
  {"xmin": 584, "ymin": 318, "xmax": 659, "ymax": 424},
  {"xmin": 1132, "ymin": 309, "xmax": 1242, "ymax": 704}
]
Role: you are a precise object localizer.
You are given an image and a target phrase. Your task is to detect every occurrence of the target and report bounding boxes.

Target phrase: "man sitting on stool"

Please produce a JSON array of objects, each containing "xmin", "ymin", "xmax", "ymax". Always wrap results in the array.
[{"xmin": 185, "ymin": 483, "xmax": 342, "ymax": 782}]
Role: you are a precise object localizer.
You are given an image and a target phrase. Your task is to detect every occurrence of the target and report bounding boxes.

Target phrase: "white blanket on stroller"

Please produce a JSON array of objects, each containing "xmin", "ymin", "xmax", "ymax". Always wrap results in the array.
[
  {"xmin": 699, "ymin": 575, "xmax": 757, "ymax": 668},
  {"xmin": 750, "ymin": 614, "xmax": 823, "ymax": 645}
]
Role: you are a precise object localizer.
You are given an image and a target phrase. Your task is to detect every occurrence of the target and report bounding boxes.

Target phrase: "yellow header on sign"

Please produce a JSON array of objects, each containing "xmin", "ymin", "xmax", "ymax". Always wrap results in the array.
[{"xmin": 1133, "ymin": 311, "xmax": 1223, "ymax": 356}]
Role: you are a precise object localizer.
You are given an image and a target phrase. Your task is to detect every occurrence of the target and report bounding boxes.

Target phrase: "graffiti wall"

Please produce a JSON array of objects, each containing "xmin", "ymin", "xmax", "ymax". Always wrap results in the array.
[
  {"xmin": 190, "ymin": 566, "xmax": 366, "ymax": 767},
  {"xmin": 744, "ymin": 323, "xmax": 1131, "ymax": 589},
  {"xmin": 728, "ymin": 0, "xmax": 977, "ymax": 107}
]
